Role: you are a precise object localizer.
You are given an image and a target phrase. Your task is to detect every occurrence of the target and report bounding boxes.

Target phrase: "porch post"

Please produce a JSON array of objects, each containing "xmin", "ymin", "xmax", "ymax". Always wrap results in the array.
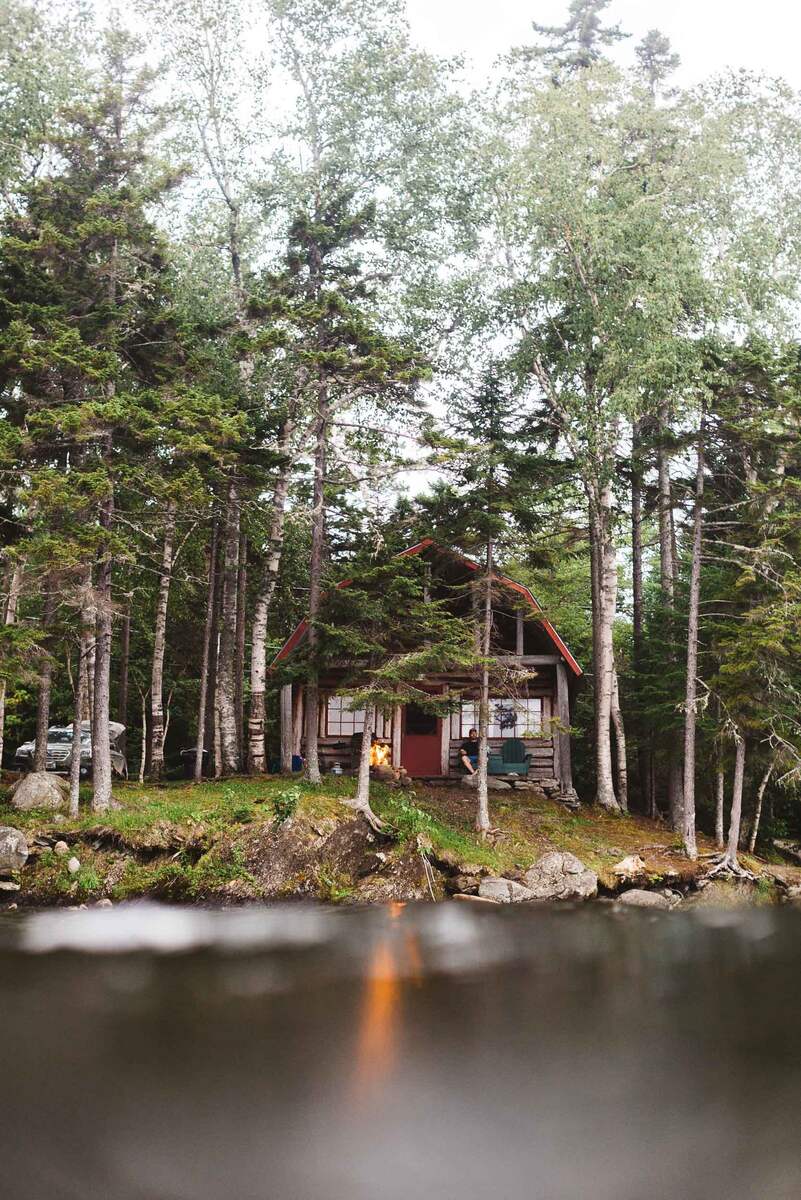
[
  {"xmin": 280, "ymin": 684, "xmax": 293, "ymax": 774},
  {"xmin": 515, "ymin": 612, "xmax": 524, "ymax": 656},
  {"xmin": 392, "ymin": 703, "xmax": 402, "ymax": 769},
  {"xmin": 291, "ymin": 687, "xmax": 303, "ymax": 756},
  {"xmin": 555, "ymin": 660, "xmax": 573, "ymax": 792},
  {"xmin": 440, "ymin": 702, "xmax": 451, "ymax": 776}
]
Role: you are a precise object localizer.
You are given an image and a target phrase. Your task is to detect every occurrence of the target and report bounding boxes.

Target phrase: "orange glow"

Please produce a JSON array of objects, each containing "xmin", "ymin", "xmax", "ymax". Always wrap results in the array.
[
  {"xmin": 370, "ymin": 741, "xmax": 391, "ymax": 768},
  {"xmin": 351, "ymin": 940, "xmax": 401, "ymax": 1104}
]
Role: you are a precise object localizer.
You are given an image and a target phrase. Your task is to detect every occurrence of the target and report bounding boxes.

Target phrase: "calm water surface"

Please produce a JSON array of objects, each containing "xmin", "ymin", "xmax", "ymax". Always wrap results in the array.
[{"xmin": 1, "ymin": 901, "xmax": 800, "ymax": 1199}]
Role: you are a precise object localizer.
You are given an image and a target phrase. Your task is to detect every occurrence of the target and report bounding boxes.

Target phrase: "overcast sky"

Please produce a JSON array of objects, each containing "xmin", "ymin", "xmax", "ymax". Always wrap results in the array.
[{"xmin": 405, "ymin": 0, "xmax": 801, "ymax": 88}]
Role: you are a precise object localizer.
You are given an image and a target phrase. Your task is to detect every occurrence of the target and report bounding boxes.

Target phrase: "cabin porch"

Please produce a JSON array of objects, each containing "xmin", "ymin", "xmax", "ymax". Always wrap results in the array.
[{"xmin": 278, "ymin": 655, "xmax": 574, "ymax": 792}]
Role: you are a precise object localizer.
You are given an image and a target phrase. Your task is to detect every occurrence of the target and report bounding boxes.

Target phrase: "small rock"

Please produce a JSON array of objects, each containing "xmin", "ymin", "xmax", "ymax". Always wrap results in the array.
[
  {"xmin": 53, "ymin": 814, "xmax": 65, "ymax": 824},
  {"xmin": 487, "ymin": 778, "xmax": 512, "ymax": 790},
  {"xmin": 67, "ymin": 857, "xmax": 81, "ymax": 874},
  {"xmin": 613, "ymin": 854, "xmax": 647, "ymax": 879},
  {"xmin": 478, "ymin": 877, "xmax": 531, "ymax": 903},
  {"xmin": 524, "ymin": 851, "xmax": 597, "ymax": 901},
  {"xmin": 0, "ymin": 880, "xmax": 21, "ymax": 892},
  {"xmin": 54, "ymin": 840, "xmax": 70, "ymax": 857},
  {"xmin": 452, "ymin": 893, "xmax": 500, "ymax": 904},
  {"xmin": 0, "ymin": 826, "xmax": 29, "ymax": 872},
  {"xmin": 617, "ymin": 889, "xmax": 671, "ymax": 910},
  {"xmin": 460, "ymin": 775, "xmax": 478, "ymax": 789},
  {"xmin": 446, "ymin": 874, "xmax": 480, "ymax": 895},
  {"xmin": 95, "ymin": 898, "xmax": 113, "ymax": 908},
  {"xmin": 7, "ymin": 902, "xmax": 17, "ymax": 910}
]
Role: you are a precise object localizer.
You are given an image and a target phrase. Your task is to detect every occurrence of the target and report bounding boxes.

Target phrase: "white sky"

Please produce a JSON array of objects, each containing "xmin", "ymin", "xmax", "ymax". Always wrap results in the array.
[{"xmin": 406, "ymin": 0, "xmax": 801, "ymax": 88}]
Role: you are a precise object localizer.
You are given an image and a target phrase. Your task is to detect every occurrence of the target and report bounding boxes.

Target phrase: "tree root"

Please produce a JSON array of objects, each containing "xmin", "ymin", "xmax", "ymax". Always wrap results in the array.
[
  {"xmin": 342, "ymin": 797, "xmax": 384, "ymax": 832},
  {"xmin": 704, "ymin": 854, "xmax": 758, "ymax": 882}
]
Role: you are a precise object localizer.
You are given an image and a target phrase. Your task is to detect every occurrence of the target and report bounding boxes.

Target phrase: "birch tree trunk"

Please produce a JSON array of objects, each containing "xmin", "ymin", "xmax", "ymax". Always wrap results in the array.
[
  {"xmin": 92, "ymin": 467, "xmax": 115, "ymax": 812},
  {"xmin": 747, "ymin": 758, "xmax": 775, "ymax": 855},
  {"xmin": 682, "ymin": 420, "xmax": 705, "ymax": 859},
  {"xmin": 234, "ymin": 529, "xmax": 247, "ymax": 761},
  {"xmin": 715, "ymin": 765, "xmax": 725, "ymax": 849},
  {"xmin": 149, "ymin": 500, "xmax": 176, "ymax": 782},
  {"xmin": 342, "ymin": 702, "xmax": 382, "ymax": 831},
  {"xmin": 657, "ymin": 401, "xmax": 684, "ymax": 830},
  {"xmin": 33, "ymin": 586, "xmax": 57, "ymax": 772},
  {"xmin": 721, "ymin": 734, "xmax": 747, "ymax": 871},
  {"xmin": 304, "ymin": 398, "xmax": 329, "ymax": 786},
  {"xmin": 248, "ymin": 431, "xmax": 294, "ymax": 774},
  {"xmin": 591, "ymin": 489, "xmax": 620, "ymax": 811},
  {"xmin": 610, "ymin": 667, "xmax": 628, "ymax": 813},
  {"xmin": 631, "ymin": 418, "xmax": 650, "ymax": 812},
  {"xmin": 475, "ymin": 543, "xmax": 493, "ymax": 835},
  {"xmin": 194, "ymin": 521, "xmax": 219, "ymax": 783},
  {"xmin": 68, "ymin": 629, "xmax": 90, "ymax": 818},
  {"xmin": 117, "ymin": 602, "xmax": 130, "ymax": 753},
  {"xmin": 216, "ymin": 479, "xmax": 242, "ymax": 775},
  {"xmin": 0, "ymin": 562, "xmax": 24, "ymax": 770}
]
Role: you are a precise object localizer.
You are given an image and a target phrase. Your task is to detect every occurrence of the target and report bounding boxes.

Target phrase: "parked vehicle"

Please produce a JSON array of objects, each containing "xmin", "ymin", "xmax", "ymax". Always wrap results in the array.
[{"xmin": 14, "ymin": 721, "xmax": 127, "ymax": 779}]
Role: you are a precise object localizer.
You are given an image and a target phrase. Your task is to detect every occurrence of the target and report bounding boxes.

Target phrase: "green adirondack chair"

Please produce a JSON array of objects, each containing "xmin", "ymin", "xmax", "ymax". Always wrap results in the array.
[{"xmin": 487, "ymin": 737, "xmax": 532, "ymax": 776}]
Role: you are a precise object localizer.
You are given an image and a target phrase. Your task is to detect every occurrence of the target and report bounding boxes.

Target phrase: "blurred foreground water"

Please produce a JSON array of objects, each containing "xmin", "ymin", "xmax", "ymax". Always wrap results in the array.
[{"xmin": 2, "ymin": 901, "xmax": 800, "ymax": 1199}]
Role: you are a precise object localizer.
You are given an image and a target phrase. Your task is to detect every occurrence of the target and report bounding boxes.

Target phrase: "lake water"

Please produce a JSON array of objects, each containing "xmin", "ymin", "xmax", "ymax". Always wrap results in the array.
[{"xmin": 2, "ymin": 901, "xmax": 800, "ymax": 1199}]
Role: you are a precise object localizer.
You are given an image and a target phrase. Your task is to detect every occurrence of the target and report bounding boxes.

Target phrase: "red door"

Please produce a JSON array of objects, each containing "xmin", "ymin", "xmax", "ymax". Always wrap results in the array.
[{"xmin": 401, "ymin": 703, "xmax": 442, "ymax": 776}]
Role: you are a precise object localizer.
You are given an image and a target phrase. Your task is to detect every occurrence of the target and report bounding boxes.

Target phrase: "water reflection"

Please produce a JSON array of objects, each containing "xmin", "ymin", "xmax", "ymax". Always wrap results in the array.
[{"xmin": 1, "ymin": 903, "xmax": 800, "ymax": 1200}]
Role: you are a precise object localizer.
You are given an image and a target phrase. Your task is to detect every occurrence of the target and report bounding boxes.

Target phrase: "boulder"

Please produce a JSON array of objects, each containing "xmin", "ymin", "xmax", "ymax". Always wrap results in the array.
[
  {"xmin": 478, "ymin": 877, "xmax": 531, "ymax": 903},
  {"xmin": 612, "ymin": 854, "xmax": 647, "ymax": 880},
  {"xmin": 617, "ymin": 888, "xmax": 671, "ymax": 910},
  {"xmin": 523, "ymin": 851, "xmax": 597, "ymax": 901},
  {"xmin": 460, "ymin": 775, "xmax": 512, "ymax": 791},
  {"xmin": 8, "ymin": 771, "xmax": 67, "ymax": 812},
  {"xmin": 0, "ymin": 826, "xmax": 29, "ymax": 873},
  {"xmin": 67, "ymin": 857, "xmax": 81, "ymax": 875},
  {"xmin": 54, "ymin": 840, "xmax": 70, "ymax": 857}
]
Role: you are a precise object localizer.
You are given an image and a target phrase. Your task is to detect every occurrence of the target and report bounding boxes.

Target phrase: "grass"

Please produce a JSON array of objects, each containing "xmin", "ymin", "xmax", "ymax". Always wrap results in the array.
[{"xmin": 1, "ymin": 771, "xmax": 786, "ymax": 903}]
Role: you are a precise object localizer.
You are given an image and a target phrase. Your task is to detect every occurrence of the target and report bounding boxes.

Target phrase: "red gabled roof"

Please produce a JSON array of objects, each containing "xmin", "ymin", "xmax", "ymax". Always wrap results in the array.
[{"xmin": 271, "ymin": 538, "xmax": 582, "ymax": 676}]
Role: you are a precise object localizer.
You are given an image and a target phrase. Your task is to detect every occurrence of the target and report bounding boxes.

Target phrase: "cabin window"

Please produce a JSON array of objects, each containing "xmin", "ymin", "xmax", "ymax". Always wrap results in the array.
[
  {"xmin": 325, "ymin": 695, "xmax": 389, "ymax": 737},
  {"xmin": 460, "ymin": 698, "xmax": 542, "ymax": 738}
]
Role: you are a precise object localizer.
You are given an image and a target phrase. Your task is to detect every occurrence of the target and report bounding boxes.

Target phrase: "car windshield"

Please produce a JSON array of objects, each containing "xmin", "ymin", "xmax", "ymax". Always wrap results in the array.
[{"xmin": 47, "ymin": 731, "xmax": 74, "ymax": 744}]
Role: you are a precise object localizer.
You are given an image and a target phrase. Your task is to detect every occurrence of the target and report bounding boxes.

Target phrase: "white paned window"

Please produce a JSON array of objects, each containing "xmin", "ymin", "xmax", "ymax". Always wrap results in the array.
[
  {"xmin": 460, "ymin": 698, "xmax": 542, "ymax": 738},
  {"xmin": 326, "ymin": 695, "xmax": 389, "ymax": 737}
]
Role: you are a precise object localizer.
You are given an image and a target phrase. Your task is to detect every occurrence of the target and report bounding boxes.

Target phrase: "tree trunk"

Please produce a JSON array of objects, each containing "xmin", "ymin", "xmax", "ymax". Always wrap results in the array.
[
  {"xmin": 216, "ymin": 478, "xmax": 241, "ymax": 775},
  {"xmin": 715, "ymin": 764, "xmax": 725, "ymax": 849},
  {"xmin": 475, "ymin": 542, "xmax": 493, "ymax": 835},
  {"xmin": 138, "ymin": 687, "xmax": 148, "ymax": 784},
  {"xmin": 631, "ymin": 418, "xmax": 649, "ymax": 812},
  {"xmin": 722, "ymin": 735, "xmax": 747, "ymax": 871},
  {"xmin": 342, "ymin": 701, "xmax": 383, "ymax": 831},
  {"xmin": 304, "ymin": 397, "xmax": 329, "ymax": 785},
  {"xmin": 68, "ymin": 629, "xmax": 90, "ymax": 818},
  {"xmin": 234, "ymin": 529, "xmax": 247, "ymax": 761},
  {"xmin": 194, "ymin": 520, "xmax": 219, "ymax": 783},
  {"xmin": 0, "ymin": 561, "xmax": 24, "ymax": 770},
  {"xmin": 610, "ymin": 666, "xmax": 628, "ymax": 813},
  {"xmin": 92, "ymin": 474, "xmax": 115, "ymax": 812},
  {"xmin": 149, "ymin": 500, "xmax": 176, "ymax": 782},
  {"xmin": 33, "ymin": 586, "xmax": 57, "ymax": 771},
  {"xmin": 747, "ymin": 757, "xmax": 775, "ymax": 855},
  {"xmin": 657, "ymin": 400, "xmax": 684, "ymax": 829},
  {"xmin": 117, "ymin": 601, "xmax": 130, "ymax": 755},
  {"xmin": 590, "ymin": 490, "xmax": 619, "ymax": 811},
  {"xmin": 248, "ymin": 431, "xmax": 294, "ymax": 774},
  {"xmin": 682, "ymin": 418, "xmax": 705, "ymax": 859}
]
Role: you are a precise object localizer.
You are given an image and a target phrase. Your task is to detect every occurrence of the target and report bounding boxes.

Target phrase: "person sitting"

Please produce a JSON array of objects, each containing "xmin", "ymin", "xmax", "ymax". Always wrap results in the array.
[{"xmin": 459, "ymin": 728, "xmax": 480, "ymax": 775}]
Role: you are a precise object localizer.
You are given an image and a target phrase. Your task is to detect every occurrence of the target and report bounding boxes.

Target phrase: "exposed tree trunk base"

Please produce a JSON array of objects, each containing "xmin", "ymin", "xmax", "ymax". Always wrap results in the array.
[
  {"xmin": 341, "ymin": 795, "xmax": 384, "ymax": 832},
  {"xmin": 705, "ymin": 855, "xmax": 757, "ymax": 882}
]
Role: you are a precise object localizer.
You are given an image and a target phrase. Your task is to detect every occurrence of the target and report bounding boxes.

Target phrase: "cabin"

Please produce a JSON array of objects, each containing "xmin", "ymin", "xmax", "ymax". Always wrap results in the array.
[{"xmin": 272, "ymin": 539, "xmax": 581, "ymax": 790}]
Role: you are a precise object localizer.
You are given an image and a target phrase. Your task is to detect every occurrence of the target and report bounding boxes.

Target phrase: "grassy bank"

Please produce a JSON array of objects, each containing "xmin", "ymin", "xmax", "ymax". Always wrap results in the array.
[{"xmin": 0, "ymin": 775, "xmax": 790, "ymax": 906}]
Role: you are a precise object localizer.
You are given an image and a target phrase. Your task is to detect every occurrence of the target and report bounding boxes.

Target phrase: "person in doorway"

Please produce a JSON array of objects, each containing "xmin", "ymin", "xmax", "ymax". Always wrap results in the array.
[{"xmin": 459, "ymin": 727, "xmax": 480, "ymax": 775}]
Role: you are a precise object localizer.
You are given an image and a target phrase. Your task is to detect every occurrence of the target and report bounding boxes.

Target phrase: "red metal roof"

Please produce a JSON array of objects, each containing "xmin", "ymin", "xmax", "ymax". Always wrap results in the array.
[{"xmin": 271, "ymin": 538, "xmax": 582, "ymax": 676}]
